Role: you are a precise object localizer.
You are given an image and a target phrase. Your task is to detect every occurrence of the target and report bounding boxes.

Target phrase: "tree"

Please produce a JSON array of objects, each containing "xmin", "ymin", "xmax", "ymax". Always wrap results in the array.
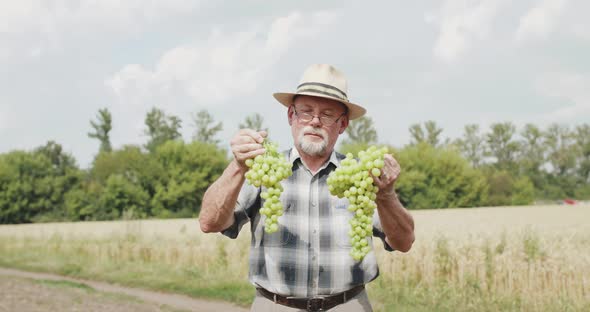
[
  {"xmin": 486, "ymin": 122, "xmax": 520, "ymax": 170},
  {"xmin": 35, "ymin": 141, "xmax": 77, "ymax": 175},
  {"xmin": 151, "ymin": 140, "xmax": 229, "ymax": 218},
  {"xmin": 33, "ymin": 142, "xmax": 83, "ymax": 221},
  {"xmin": 455, "ymin": 124, "xmax": 485, "ymax": 168},
  {"xmin": 343, "ymin": 115, "xmax": 378, "ymax": 146},
  {"xmin": 424, "ymin": 120, "xmax": 443, "ymax": 147},
  {"xmin": 192, "ymin": 109, "xmax": 223, "ymax": 144},
  {"xmin": 88, "ymin": 108, "xmax": 113, "ymax": 153},
  {"xmin": 63, "ymin": 180, "xmax": 102, "ymax": 221},
  {"xmin": 409, "ymin": 121, "xmax": 443, "ymax": 147},
  {"xmin": 512, "ymin": 176, "xmax": 535, "ymax": 205},
  {"xmin": 544, "ymin": 123, "xmax": 576, "ymax": 176},
  {"xmin": 574, "ymin": 124, "xmax": 590, "ymax": 183},
  {"xmin": 91, "ymin": 145, "xmax": 164, "ymax": 217},
  {"xmin": 483, "ymin": 170, "xmax": 535, "ymax": 206},
  {"xmin": 394, "ymin": 142, "xmax": 488, "ymax": 209},
  {"xmin": 519, "ymin": 124, "xmax": 544, "ymax": 173},
  {"xmin": 0, "ymin": 151, "xmax": 50, "ymax": 223},
  {"xmin": 518, "ymin": 123, "xmax": 546, "ymax": 195},
  {"xmin": 0, "ymin": 143, "xmax": 82, "ymax": 223},
  {"xmin": 409, "ymin": 123, "xmax": 425, "ymax": 146},
  {"xmin": 239, "ymin": 113, "xmax": 267, "ymax": 132},
  {"xmin": 96, "ymin": 174, "xmax": 150, "ymax": 220},
  {"xmin": 144, "ymin": 108, "xmax": 182, "ymax": 153}
]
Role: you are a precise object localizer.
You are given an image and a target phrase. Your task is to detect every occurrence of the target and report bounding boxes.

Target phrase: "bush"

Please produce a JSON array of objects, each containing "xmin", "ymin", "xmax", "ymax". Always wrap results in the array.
[{"xmin": 394, "ymin": 143, "xmax": 488, "ymax": 209}]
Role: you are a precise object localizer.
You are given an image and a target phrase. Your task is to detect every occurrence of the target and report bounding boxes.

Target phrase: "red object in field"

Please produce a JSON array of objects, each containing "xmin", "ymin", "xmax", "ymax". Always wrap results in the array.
[{"xmin": 563, "ymin": 199, "xmax": 577, "ymax": 205}]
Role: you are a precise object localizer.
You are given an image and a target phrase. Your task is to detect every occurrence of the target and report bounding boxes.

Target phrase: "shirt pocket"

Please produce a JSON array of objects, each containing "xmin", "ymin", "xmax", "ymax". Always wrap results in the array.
[
  {"xmin": 331, "ymin": 197, "xmax": 353, "ymax": 248},
  {"xmin": 260, "ymin": 202, "xmax": 295, "ymax": 247}
]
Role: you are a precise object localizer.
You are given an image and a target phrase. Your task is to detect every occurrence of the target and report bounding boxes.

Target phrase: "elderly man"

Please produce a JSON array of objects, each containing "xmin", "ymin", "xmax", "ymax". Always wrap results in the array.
[{"xmin": 199, "ymin": 64, "xmax": 415, "ymax": 311}]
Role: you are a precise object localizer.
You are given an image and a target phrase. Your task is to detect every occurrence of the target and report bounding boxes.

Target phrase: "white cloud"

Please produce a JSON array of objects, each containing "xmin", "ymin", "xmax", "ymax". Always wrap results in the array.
[
  {"xmin": 106, "ymin": 11, "xmax": 340, "ymax": 107},
  {"xmin": 433, "ymin": 0, "xmax": 506, "ymax": 63},
  {"xmin": 0, "ymin": 0, "xmax": 198, "ymax": 60},
  {"xmin": 535, "ymin": 72, "xmax": 590, "ymax": 123},
  {"xmin": 0, "ymin": 0, "xmax": 198, "ymax": 33},
  {"xmin": 515, "ymin": 0, "xmax": 568, "ymax": 41}
]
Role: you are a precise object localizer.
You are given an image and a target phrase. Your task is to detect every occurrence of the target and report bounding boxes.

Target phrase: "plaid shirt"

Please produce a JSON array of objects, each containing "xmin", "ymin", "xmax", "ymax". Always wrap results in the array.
[{"xmin": 222, "ymin": 148, "xmax": 393, "ymax": 298}]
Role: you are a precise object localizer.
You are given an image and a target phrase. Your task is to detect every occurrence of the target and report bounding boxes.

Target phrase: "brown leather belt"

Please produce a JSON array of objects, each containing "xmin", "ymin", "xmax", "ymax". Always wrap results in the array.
[{"xmin": 256, "ymin": 284, "xmax": 365, "ymax": 311}]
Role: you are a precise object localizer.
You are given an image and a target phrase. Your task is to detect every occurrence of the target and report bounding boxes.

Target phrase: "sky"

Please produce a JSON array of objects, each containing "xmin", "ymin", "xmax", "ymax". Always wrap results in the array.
[{"xmin": 1, "ymin": 0, "xmax": 589, "ymax": 169}]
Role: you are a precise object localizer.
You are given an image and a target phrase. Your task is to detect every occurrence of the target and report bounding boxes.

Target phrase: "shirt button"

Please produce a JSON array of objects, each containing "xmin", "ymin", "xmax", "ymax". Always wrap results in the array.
[{"xmin": 312, "ymin": 202, "xmax": 316, "ymax": 207}]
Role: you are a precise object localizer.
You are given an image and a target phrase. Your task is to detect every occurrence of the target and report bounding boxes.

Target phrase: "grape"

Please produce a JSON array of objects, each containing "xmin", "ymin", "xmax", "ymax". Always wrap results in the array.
[
  {"xmin": 327, "ymin": 146, "xmax": 388, "ymax": 261},
  {"xmin": 244, "ymin": 137, "xmax": 292, "ymax": 234}
]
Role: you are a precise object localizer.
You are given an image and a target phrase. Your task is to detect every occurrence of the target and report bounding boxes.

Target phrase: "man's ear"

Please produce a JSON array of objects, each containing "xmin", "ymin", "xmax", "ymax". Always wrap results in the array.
[
  {"xmin": 287, "ymin": 106, "xmax": 294, "ymax": 126},
  {"xmin": 338, "ymin": 116, "xmax": 349, "ymax": 134}
]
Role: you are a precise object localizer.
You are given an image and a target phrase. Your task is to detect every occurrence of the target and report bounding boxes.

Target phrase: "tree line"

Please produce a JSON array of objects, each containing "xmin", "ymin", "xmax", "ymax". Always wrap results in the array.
[
  {"xmin": 344, "ymin": 118, "xmax": 589, "ymax": 208},
  {"xmin": 0, "ymin": 108, "xmax": 588, "ymax": 224}
]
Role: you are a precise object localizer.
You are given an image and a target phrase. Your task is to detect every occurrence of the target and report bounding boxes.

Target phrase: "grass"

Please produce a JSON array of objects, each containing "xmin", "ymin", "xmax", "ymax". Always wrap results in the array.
[
  {"xmin": 0, "ymin": 218, "xmax": 256, "ymax": 306},
  {"xmin": 1, "ymin": 204, "xmax": 589, "ymax": 311},
  {"xmin": 36, "ymin": 279, "xmax": 94, "ymax": 291},
  {"xmin": 0, "ymin": 235, "xmax": 255, "ymax": 306}
]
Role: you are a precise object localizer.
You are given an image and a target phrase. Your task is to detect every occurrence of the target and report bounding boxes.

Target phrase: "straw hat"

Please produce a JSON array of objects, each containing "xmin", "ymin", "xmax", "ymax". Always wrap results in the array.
[{"xmin": 273, "ymin": 64, "xmax": 366, "ymax": 120}]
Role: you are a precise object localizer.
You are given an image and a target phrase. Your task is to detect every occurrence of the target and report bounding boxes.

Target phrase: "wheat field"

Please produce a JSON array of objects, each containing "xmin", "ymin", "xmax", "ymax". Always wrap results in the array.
[{"xmin": 0, "ymin": 204, "xmax": 589, "ymax": 311}]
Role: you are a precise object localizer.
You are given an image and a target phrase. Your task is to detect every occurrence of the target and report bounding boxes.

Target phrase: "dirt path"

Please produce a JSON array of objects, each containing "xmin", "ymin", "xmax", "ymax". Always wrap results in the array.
[
  {"xmin": 0, "ymin": 275, "xmax": 177, "ymax": 312},
  {"xmin": 0, "ymin": 267, "xmax": 249, "ymax": 312}
]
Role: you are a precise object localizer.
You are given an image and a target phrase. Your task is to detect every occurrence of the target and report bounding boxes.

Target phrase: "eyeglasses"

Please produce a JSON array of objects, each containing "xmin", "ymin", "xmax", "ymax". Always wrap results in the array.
[{"xmin": 292, "ymin": 106, "xmax": 346, "ymax": 126}]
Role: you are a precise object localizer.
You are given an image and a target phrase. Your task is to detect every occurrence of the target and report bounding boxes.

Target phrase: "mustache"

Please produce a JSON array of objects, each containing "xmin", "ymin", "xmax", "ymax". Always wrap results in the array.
[{"xmin": 302, "ymin": 126, "xmax": 327, "ymax": 140}]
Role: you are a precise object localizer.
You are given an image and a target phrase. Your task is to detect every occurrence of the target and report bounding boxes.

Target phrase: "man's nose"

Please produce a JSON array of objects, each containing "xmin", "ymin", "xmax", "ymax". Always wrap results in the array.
[{"xmin": 309, "ymin": 115, "xmax": 322, "ymax": 127}]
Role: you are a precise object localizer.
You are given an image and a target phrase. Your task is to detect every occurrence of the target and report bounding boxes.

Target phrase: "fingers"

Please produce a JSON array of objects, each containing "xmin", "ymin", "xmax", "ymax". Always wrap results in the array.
[
  {"xmin": 233, "ymin": 143, "xmax": 265, "ymax": 154},
  {"xmin": 383, "ymin": 154, "xmax": 401, "ymax": 182},
  {"xmin": 372, "ymin": 154, "xmax": 401, "ymax": 189},
  {"xmin": 231, "ymin": 129, "xmax": 267, "ymax": 168},
  {"xmin": 236, "ymin": 129, "xmax": 265, "ymax": 144},
  {"xmin": 383, "ymin": 154, "xmax": 401, "ymax": 180},
  {"xmin": 236, "ymin": 148, "xmax": 266, "ymax": 162}
]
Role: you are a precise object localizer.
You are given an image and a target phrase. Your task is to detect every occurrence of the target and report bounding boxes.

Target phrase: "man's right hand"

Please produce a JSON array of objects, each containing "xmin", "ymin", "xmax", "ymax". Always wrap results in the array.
[{"xmin": 230, "ymin": 129, "xmax": 267, "ymax": 172}]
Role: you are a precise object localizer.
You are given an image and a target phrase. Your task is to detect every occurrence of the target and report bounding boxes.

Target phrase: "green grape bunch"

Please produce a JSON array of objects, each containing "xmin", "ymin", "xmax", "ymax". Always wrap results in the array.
[
  {"xmin": 327, "ymin": 146, "xmax": 388, "ymax": 261},
  {"xmin": 244, "ymin": 139, "xmax": 293, "ymax": 234}
]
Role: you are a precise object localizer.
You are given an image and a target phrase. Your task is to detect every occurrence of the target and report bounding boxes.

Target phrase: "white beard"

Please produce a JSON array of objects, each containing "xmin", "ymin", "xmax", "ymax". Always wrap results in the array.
[{"xmin": 298, "ymin": 126, "xmax": 328, "ymax": 156}]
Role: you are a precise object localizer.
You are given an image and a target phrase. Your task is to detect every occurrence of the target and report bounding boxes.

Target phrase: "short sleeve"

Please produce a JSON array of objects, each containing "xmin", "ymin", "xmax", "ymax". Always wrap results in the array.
[{"xmin": 221, "ymin": 182, "xmax": 261, "ymax": 239}]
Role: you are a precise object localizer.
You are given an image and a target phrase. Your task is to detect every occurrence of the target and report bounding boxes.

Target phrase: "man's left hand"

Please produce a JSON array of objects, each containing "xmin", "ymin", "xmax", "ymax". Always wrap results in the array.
[{"xmin": 373, "ymin": 154, "xmax": 401, "ymax": 197}]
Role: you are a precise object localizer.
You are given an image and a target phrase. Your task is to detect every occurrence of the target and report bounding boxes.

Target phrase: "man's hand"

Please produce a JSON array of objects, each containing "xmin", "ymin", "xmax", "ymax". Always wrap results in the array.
[
  {"xmin": 230, "ymin": 129, "xmax": 267, "ymax": 172},
  {"xmin": 372, "ymin": 154, "xmax": 401, "ymax": 198}
]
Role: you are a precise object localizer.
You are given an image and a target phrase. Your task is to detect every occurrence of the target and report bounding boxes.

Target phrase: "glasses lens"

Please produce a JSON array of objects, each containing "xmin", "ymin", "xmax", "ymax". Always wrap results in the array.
[
  {"xmin": 294, "ymin": 106, "xmax": 341, "ymax": 125},
  {"xmin": 300, "ymin": 112, "xmax": 313, "ymax": 122},
  {"xmin": 321, "ymin": 116, "xmax": 335, "ymax": 125}
]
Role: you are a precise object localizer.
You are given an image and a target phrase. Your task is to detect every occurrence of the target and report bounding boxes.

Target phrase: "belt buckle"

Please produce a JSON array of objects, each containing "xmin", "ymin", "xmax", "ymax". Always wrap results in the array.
[{"xmin": 306, "ymin": 297, "xmax": 324, "ymax": 311}]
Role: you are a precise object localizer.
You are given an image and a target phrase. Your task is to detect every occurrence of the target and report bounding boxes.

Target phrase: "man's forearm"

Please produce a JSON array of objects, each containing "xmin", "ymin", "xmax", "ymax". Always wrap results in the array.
[
  {"xmin": 376, "ymin": 191, "xmax": 415, "ymax": 252},
  {"xmin": 199, "ymin": 160, "xmax": 247, "ymax": 233}
]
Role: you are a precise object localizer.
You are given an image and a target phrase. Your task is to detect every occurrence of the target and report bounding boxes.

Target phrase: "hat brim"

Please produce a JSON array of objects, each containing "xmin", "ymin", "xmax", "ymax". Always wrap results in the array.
[{"xmin": 273, "ymin": 92, "xmax": 366, "ymax": 120}]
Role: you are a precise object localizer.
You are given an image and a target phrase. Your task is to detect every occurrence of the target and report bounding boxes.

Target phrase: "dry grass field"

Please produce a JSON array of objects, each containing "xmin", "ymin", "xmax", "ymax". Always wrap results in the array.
[{"xmin": 0, "ymin": 204, "xmax": 589, "ymax": 311}]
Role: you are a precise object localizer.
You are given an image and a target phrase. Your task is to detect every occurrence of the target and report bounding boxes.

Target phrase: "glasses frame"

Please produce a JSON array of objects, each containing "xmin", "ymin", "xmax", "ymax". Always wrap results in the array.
[{"xmin": 291, "ymin": 105, "xmax": 347, "ymax": 126}]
